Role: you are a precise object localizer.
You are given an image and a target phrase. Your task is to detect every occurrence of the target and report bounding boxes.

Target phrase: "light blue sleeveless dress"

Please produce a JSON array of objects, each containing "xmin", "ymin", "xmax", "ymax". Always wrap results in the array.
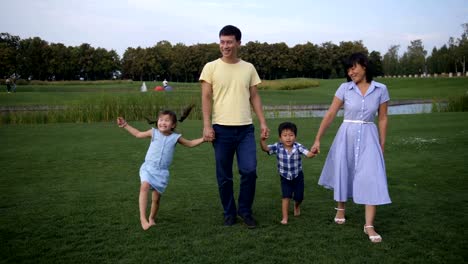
[
  {"xmin": 318, "ymin": 81, "xmax": 391, "ymax": 205},
  {"xmin": 139, "ymin": 128, "xmax": 181, "ymax": 194}
]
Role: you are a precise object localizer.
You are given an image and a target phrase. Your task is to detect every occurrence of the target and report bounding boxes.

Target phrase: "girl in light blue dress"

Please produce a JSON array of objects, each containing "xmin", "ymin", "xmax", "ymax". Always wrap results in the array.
[
  {"xmin": 117, "ymin": 110, "xmax": 205, "ymax": 230},
  {"xmin": 311, "ymin": 53, "xmax": 391, "ymax": 243}
]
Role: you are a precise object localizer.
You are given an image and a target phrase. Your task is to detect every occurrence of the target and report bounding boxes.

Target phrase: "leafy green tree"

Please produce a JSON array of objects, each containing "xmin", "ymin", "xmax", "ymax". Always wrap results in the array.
[
  {"xmin": 369, "ymin": 51, "xmax": 384, "ymax": 77},
  {"xmin": 455, "ymin": 23, "xmax": 468, "ymax": 74},
  {"xmin": 47, "ymin": 43, "xmax": 71, "ymax": 80},
  {"xmin": 317, "ymin": 42, "xmax": 339, "ymax": 79},
  {"xmin": 91, "ymin": 48, "xmax": 120, "ymax": 80},
  {"xmin": 17, "ymin": 37, "xmax": 50, "ymax": 80},
  {"xmin": 170, "ymin": 43, "xmax": 190, "ymax": 82},
  {"xmin": 242, "ymin": 41, "xmax": 273, "ymax": 79},
  {"xmin": 383, "ymin": 45, "xmax": 400, "ymax": 76},
  {"xmin": 153, "ymin": 40, "xmax": 173, "ymax": 80},
  {"xmin": 402, "ymin": 39, "xmax": 427, "ymax": 75},
  {"xmin": 0, "ymin": 33, "xmax": 20, "ymax": 78}
]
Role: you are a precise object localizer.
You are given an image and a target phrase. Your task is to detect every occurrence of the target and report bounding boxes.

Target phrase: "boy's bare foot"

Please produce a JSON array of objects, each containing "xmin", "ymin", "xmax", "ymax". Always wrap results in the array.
[
  {"xmin": 280, "ymin": 219, "xmax": 288, "ymax": 225},
  {"xmin": 294, "ymin": 206, "xmax": 301, "ymax": 216},
  {"xmin": 141, "ymin": 219, "xmax": 152, "ymax": 230}
]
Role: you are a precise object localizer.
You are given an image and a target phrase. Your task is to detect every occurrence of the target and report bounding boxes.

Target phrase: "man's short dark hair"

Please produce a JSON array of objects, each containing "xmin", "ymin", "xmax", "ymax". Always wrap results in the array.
[
  {"xmin": 219, "ymin": 25, "xmax": 242, "ymax": 41},
  {"xmin": 278, "ymin": 122, "xmax": 297, "ymax": 136}
]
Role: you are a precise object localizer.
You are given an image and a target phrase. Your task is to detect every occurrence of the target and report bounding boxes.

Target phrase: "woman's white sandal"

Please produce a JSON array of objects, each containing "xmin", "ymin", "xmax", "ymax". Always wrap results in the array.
[
  {"xmin": 363, "ymin": 225, "xmax": 382, "ymax": 243},
  {"xmin": 334, "ymin": 208, "xmax": 346, "ymax": 224}
]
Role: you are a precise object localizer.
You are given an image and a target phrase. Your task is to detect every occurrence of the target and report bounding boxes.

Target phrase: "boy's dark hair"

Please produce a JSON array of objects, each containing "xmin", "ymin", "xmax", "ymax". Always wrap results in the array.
[
  {"xmin": 219, "ymin": 25, "xmax": 242, "ymax": 41},
  {"xmin": 344, "ymin": 52, "xmax": 374, "ymax": 82},
  {"xmin": 278, "ymin": 122, "xmax": 297, "ymax": 136}
]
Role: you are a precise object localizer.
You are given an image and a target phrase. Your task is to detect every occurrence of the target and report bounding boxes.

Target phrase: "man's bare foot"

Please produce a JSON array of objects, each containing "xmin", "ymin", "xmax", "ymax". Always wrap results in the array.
[
  {"xmin": 280, "ymin": 219, "xmax": 288, "ymax": 225},
  {"xmin": 294, "ymin": 206, "xmax": 301, "ymax": 216}
]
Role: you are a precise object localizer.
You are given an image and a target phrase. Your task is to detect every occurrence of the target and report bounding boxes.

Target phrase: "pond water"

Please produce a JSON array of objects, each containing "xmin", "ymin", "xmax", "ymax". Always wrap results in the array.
[{"xmin": 264, "ymin": 103, "xmax": 435, "ymax": 119}]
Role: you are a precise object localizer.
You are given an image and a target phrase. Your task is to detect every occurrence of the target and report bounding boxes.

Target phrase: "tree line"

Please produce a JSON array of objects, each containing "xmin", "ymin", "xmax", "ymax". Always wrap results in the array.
[{"xmin": 1, "ymin": 24, "xmax": 466, "ymax": 82}]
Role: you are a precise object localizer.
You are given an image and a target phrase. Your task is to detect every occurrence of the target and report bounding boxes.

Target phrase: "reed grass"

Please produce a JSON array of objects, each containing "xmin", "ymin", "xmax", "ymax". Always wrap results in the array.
[
  {"xmin": 258, "ymin": 78, "xmax": 320, "ymax": 90},
  {"xmin": 0, "ymin": 93, "xmax": 200, "ymax": 125},
  {"xmin": 432, "ymin": 93, "xmax": 468, "ymax": 112}
]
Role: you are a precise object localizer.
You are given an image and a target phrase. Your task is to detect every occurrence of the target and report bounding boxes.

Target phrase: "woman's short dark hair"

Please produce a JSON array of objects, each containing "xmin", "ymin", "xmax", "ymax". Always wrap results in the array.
[
  {"xmin": 344, "ymin": 52, "xmax": 374, "ymax": 82},
  {"xmin": 219, "ymin": 25, "xmax": 242, "ymax": 41},
  {"xmin": 278, "ymin": 122, "xmax": 297, "ymax": 136}
]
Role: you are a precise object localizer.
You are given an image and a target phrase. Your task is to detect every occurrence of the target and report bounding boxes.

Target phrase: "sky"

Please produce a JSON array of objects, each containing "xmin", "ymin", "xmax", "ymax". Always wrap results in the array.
[{"xmin": 2, "ymin": 0, "xmax": 467, "ymax": 57}]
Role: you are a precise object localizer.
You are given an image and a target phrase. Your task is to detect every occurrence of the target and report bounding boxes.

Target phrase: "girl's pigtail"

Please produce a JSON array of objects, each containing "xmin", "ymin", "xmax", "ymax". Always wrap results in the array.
[{"xmin": 178, "ymin": 104, "xmax": 195, "ymax": 122}]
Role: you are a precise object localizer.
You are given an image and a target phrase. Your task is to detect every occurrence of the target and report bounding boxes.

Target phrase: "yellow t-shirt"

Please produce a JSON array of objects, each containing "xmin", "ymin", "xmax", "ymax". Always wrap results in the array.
[{"xmin": 199, "ymin": 58, "xmax": 261, "ymax": 125}]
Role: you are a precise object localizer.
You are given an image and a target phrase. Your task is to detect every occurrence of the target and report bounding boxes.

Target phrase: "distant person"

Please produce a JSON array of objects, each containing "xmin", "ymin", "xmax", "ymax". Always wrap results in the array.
[
  {"xmin": 311, "ymin": 52, "xmax": 391, "ymax": 243},
  {"xmin": 200, "ymin": 25, "xmax": 269, "ymax": 228},
  {"xmin": 5, "ymin": 78, "xmax": 11, "ymax": 93},
  {"xmin": 162, "ymin": 79, "xmax": 173, "ymax": 91},
  {"xmin": 260, "ymin": 122, "xmax": 316, "ymax": 225},
  {"xmin": 116, "ymin": 110, "xmax": 205, "ymax": 230},
  {"xmin": 11, "ymin": 78, "xmax": 16, "ymax": 93}
]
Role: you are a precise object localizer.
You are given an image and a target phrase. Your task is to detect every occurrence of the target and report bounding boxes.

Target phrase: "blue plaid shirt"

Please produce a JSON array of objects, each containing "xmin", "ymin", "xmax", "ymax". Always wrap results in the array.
[{"xmin": 267, "ymin": 142, "xmax": 310, "ymax": 180}]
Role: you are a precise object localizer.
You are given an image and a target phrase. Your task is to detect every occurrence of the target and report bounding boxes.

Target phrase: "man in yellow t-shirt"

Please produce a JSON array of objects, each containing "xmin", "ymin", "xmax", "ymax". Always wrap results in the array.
[{"xmin": 200, "ymin": 25, "xmax": 270, "ymax": 228}]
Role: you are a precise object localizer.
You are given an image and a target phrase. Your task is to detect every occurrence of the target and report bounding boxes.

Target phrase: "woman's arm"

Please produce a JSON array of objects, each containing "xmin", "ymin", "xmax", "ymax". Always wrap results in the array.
[
  {"xmin": 378, "ymin": 102, "xmax": 388, "ymax": 153},
  {"xmin": 311, "ymin": 96, "xmax": 343, "ymax": 153}
]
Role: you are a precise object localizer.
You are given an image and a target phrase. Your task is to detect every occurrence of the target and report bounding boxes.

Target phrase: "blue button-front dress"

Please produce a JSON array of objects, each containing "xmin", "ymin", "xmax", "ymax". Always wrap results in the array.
[
  {"xmin": 139, "ymin": 128, "xmax": 181, "ymax": 194},
  {"xmin": 318, "ymin": 81, "xmax": 392, "ymax": 205}
]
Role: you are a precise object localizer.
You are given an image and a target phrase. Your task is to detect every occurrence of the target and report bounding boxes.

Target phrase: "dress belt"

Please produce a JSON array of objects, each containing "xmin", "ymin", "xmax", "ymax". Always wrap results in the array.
[{"xmin": 343, "ymin": 119, "xmax": 374, "ymax": 124}]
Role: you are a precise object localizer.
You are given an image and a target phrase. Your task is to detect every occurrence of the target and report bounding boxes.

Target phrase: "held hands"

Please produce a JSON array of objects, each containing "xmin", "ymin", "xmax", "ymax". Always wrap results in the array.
[
  {"xmin": 260, "ymin": 124, "xmax": 270, "ymax": 139},
  {"xmin": 203, "ymin": 126, "xmax": 215, "ymax": 142},
  {"xmin": 311, "ymin": 141, "xmax": 320, "ymax": 155},
  {"xmin": 117, "ymin": 117, "xmax": 128, "ymax": 128}
]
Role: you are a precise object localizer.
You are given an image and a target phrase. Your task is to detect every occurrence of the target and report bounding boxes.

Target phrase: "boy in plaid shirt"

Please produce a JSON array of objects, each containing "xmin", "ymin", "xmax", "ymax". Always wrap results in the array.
[{"xmin": 260, "ymin": 122, "xmax": 317, "ymax": 224}]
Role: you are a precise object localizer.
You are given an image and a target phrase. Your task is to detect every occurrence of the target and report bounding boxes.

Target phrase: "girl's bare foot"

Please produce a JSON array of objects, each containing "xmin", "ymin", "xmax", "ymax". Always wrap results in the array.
[{"xmin": 280, "ymin": 219, "xmax": 288, "ymax": 225}]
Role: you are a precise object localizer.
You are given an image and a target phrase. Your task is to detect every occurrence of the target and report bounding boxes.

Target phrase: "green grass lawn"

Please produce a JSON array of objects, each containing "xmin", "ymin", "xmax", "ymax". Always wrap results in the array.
[
  {"xmin": 1, "ymin": 113, "xmax": 467, "ymax": 263},
  {"xmin": 1, "ymin": 78, "xmax": 467, "ymax": 107}
]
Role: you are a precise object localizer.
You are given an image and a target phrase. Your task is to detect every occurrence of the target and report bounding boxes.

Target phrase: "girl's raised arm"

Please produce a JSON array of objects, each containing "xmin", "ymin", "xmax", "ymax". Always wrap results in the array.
[
  {"xmin": 178, "ymin": 137, "xmax": 205, "ymax": 148},
  {"xmin": 117, "ymin": 117, "xmax": 152, "ymax": 138}
]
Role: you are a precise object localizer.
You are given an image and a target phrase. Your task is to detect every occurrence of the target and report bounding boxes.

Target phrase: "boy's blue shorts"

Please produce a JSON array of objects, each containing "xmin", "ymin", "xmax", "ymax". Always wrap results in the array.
[{"xmin": 280, "ymin": 171, "xmax": 304, "ymax": 202}]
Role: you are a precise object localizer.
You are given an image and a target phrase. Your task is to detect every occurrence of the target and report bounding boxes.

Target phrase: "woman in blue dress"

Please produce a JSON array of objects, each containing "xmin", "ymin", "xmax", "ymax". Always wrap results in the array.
[
  {"xmin": 311, "ymin": 53, "xmax": 391, "ymax": 243},
  {"xmin": 117, "ymin": 110, "xmax": 205, "ymax": 230}
]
